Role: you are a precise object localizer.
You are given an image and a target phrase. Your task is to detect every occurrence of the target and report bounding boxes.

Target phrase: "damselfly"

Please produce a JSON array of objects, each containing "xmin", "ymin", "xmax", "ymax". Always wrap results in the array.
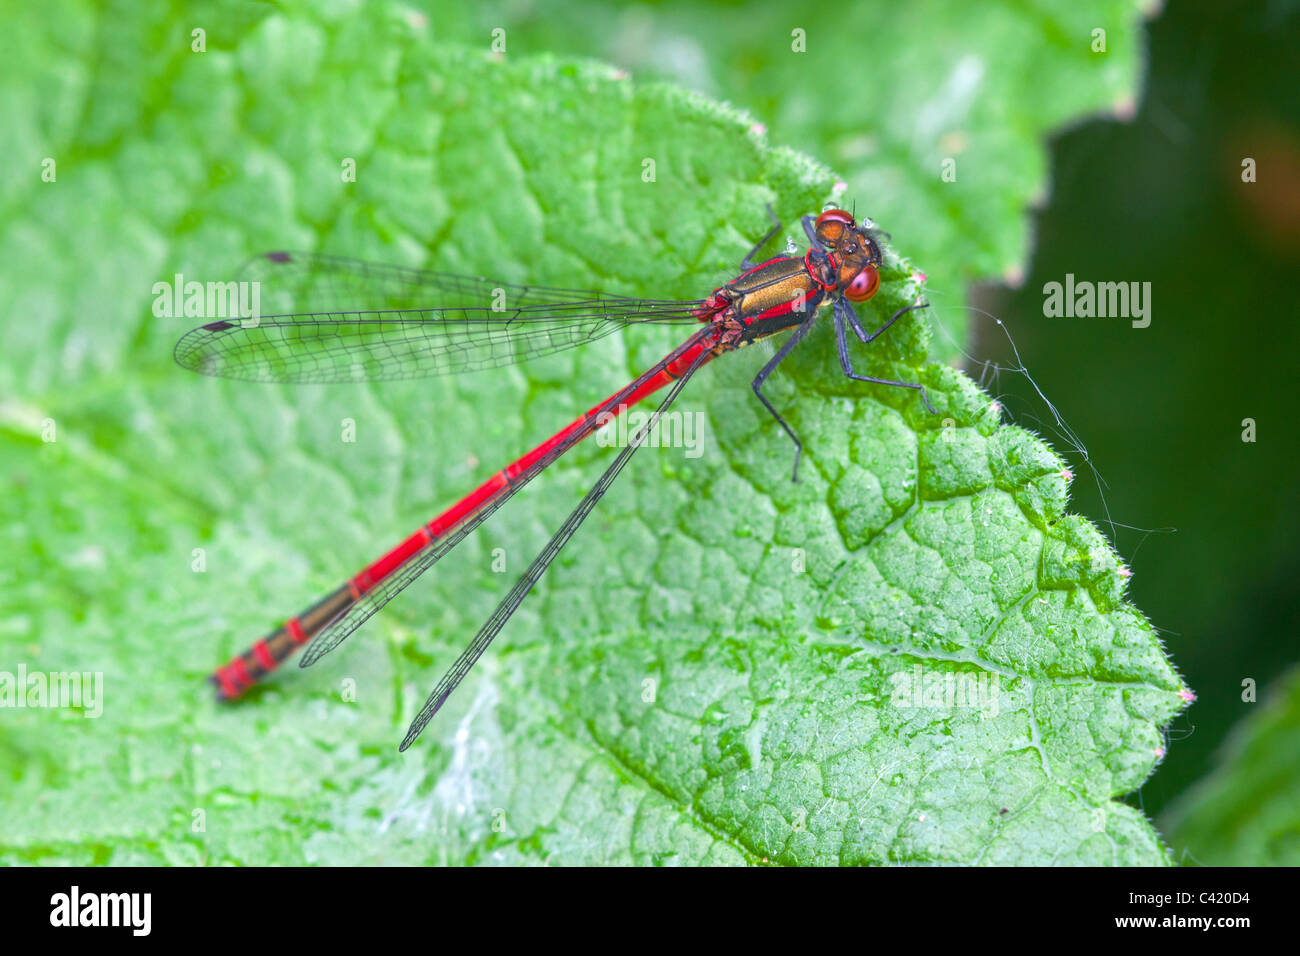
[{"xmin": 175, "ymin": 208, "xmax": 933, "ymax": 750}]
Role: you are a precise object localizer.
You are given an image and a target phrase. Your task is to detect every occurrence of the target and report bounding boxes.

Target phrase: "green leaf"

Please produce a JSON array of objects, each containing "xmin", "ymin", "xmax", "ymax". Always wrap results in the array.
[
  {"xmin": 1162, "ymin": 667, "xmax": 1300, "ymax": 866},
  {"xmin": 0, "ymin": 1, "xmax": 1186, "ymax": 865}
]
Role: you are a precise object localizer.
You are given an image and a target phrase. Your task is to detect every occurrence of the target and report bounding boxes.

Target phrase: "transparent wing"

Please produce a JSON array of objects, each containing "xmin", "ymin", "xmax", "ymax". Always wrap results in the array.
[{"xmin": 173, "ymin": 251, "xmax": 704, "ymax": 384}]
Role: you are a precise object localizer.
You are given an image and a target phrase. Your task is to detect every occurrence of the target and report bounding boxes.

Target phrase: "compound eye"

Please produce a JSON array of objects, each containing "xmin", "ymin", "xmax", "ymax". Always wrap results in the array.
[
  {"xmin": 845, "ymin": 265, "xmax": 880, "ymax": 302},
  {"xmin": 816, "ymin": 209, "xmax": 855, "ymax": 229}
]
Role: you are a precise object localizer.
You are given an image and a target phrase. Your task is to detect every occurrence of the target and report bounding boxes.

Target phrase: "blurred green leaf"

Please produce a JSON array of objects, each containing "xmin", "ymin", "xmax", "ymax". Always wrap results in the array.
[
  {"xmin": 1163, "ymin": 667, "xmax": 1300, "ymax": 866},
  {"xmin": 0, "ymin": 1, "xmax": 1183, "ymax": 865}
]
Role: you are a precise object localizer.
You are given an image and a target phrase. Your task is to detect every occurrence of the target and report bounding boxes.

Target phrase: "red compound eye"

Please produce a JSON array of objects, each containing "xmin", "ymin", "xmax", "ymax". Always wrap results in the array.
[
  {"xmin": 845, "ymin": 265, "xmax": 880, "ymax": 302},
  {"xmin": 815, "ymin": 208, "xmax": 854, "ymax": 229}
]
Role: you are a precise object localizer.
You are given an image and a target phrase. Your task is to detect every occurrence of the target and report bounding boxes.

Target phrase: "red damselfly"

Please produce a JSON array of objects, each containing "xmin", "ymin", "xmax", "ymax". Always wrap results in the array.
[{"xmin": 175, "ymin": 208, "xmax": 933, "ymax": 750}]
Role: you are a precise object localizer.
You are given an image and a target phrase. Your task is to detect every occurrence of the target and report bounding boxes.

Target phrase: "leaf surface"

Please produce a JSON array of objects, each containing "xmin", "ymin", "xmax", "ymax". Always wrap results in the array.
[{"xmin": 0, "ymin": 1, "xmax": 1185, "ymax": 865}]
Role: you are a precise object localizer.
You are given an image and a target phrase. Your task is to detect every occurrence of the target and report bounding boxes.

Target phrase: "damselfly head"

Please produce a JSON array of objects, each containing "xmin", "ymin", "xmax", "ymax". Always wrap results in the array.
[
  {"xmin": 814, "ymin": 208, "xmax": 857, "ymax": 244},
  {"xmin": 815, "ymin": 209, "xmax": 882, "ymax": 261},
  {"xmin": 817, "ymin": 208, "xmax": 884, "ymax": 302}
]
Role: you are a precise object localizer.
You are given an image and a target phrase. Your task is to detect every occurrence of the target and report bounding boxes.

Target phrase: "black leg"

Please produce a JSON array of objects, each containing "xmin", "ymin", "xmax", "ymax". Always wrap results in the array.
[
  {"xmin": 741, "ymin": 204, "xmax": 783, "ymax": 271},
  {"xmin": 751, "ymin": 312, "xmax": 818, "ymax": 482},
  {"xmin": 833, "ymin": 297, "xmax": 936, "ymax": 414},
  {"xmin": 843, "ymin": 298, "xmax": 929, "ymax": 344},
  {"xmin": 843, "ymin": 301, "xmax": 871, "ymax": 342},
  {"xmin": 802, "ymin": 214, "xmax": 825, "ymax": 251}
]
